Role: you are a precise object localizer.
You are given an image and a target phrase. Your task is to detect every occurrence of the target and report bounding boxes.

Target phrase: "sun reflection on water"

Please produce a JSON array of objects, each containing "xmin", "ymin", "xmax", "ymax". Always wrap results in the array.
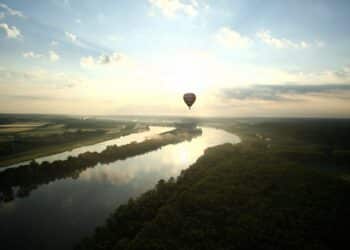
[{"xmin": 79, "ymin": 127, "xmax": 240, "ymax": 186}]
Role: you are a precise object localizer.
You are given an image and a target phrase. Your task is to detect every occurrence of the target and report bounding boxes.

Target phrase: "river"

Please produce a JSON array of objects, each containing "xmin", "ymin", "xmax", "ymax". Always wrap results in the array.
[{"xmin": 0, "ymin": 126, "xmax": 240, "ymax": 250}]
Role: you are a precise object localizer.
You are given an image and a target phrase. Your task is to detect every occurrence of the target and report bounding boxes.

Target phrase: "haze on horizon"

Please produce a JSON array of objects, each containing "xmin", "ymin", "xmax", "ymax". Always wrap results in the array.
[{"xmin": 0, "ymin": 0, "xmax": 350, "ymax": 117}]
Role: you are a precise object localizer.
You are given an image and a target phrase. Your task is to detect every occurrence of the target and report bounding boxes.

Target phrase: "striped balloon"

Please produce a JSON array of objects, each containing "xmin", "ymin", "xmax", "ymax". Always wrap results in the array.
[{"xmin": 183, "ymin": 93, "xmax": 196, "ymax": 109}]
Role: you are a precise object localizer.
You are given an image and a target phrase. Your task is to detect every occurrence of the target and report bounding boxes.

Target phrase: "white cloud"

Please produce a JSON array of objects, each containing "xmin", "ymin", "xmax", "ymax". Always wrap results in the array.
[
  {"xmin": 80, "ymin": 56, "xmax": 95, "ymax": 68},
  {"xmin": 2, "ymin": 47, "xmax": 350, "ymax": 116},
  {"xmin": 107, "ymin": 35, "xmax": 122, "ymax": 42},
  {"xmin": 97, "ymin": 54, "xmax": 124, "ymax": 64},
  {"xmin": 191, "ymin": 0, "xmax": 199, "ymax": 7},
  {"xmin": 0, "ymin": 23, "xmax": 21, "ymax": 39},
  {"xmin": 75, "ymin": 19, "xmax": 81, "ymax": 24},
  {"xmin": 23, "ymin": 52, "xmax": 43, "ymax": 59},
  {"xmin": 65, "ymin": 31, "xmax": 89, "ymax": 48},
  {"xmin": 0, "ymin": 12, "xmax": 5, "ymax": 19},
  {"xmin": 216, "ymin": 27, "xmax": 252, "ymax": 49},
  {"xmin": 257, "ymin": 30, "xmax": 322, "ymax": 49},
  {"xmin": 149, "ymin": 0, "xmax": 199, "ymax": 18},
  {"xmin": 49, "ymin": 50, "xmax": 60, "ymax": 62},
  {"xmin": 316, "ymin": 40, "xmax": 325, "ymax": 48},
  {"xmin": 50, "ymin": 40, "xmax": 58, "ymax": 46},
  {"xmin": 0, "ymin": 3, "xmax": 24, "ymax": 18},
  {"xmin": 23, "ymin": 50, "xmax": 61, "ymax": 62},
  {"xmin": 65, "ymin": 31, "xmax": 77, "ymax": 42},
  {"xmin": 63, "ymin": 0, "xmax": 71, "ymax": 9},
  {"xmin": 53, "ymin": 0, "xmax": 71, "ymax": 9},
  {"xmin": 80, "ymin": 53, "xmax": 128, "ymax": 69}
]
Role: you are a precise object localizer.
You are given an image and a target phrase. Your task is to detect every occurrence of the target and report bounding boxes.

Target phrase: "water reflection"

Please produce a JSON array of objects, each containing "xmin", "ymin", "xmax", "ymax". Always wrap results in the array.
[
  {"xmin": 80, "ymin": 128, "xmax": 240, "ymax": 187},
  {"xmin": 0, "ymin": 127, "xmax": 240, "ymax": 250},
  {"xmin": 0, "ymin": 127, "xmax": 194, "ymax": 204}
]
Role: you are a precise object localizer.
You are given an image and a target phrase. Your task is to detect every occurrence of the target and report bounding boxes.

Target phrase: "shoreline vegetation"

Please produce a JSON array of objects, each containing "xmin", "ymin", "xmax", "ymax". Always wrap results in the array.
[
  {"xmin": 76, "ymin": 120, "xmax": 350, "ymax": 250},
  {"xmin": 0, "ymin": 127, "xmax": 202, "ymax": 204},
  {"xmin": 0, "ymin": 126, "xmax": 148, "ymax": 168},
  {"xmin": 0, "ymin": 117, "xmax": 149, "ymax": 168}
]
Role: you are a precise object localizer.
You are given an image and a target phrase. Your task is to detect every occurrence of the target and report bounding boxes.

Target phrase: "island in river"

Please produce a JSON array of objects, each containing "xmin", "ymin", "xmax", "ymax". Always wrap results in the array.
[{"xmin": 0, "ymin": 127, "xmax": 202, "ymax": 203}]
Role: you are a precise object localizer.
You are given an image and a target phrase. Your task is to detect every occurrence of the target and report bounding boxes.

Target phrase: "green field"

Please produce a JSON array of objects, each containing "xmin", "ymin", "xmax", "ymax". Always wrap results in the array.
[{"xmin": 0, "ymin": 114, "xmax": 148, "ymax": 167}]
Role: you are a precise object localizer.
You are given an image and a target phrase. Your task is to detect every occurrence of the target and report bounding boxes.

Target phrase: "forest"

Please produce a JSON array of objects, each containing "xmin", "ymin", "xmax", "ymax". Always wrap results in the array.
[{"xmin": 76, "ymin": 119, "xmax": 350, "ymax": 250}]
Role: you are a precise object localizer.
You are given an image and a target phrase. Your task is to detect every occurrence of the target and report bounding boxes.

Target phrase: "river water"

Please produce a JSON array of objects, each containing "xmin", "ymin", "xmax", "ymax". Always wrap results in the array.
[{"xmin": 0, "ymin": 127, "xmax": 240, "ymax": 250}]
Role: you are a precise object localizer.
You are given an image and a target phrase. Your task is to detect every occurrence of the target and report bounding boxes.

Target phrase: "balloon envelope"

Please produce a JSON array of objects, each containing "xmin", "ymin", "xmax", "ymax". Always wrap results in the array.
[{"xmin": 183, "ymin": 93, "xmax": 196, "ymax": 109}]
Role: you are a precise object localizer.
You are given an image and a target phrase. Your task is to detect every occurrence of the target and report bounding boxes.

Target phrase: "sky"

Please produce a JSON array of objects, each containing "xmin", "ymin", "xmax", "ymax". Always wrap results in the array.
[{"xmin": 0, "ymin": 0, "xmax": 350, "ymax": 117}]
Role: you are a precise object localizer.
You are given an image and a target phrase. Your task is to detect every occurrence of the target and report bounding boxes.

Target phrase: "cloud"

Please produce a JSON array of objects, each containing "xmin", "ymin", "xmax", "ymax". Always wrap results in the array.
[
  {"xmin": 65, "ymin": 31, "xmax": 90, "ymax": 48},
  {"xmin": 97, "ymin": 54, "xmax": 124, "ymax": 64},
  {"xmin": 0, "ymin": 68, "xmax": 85, "ymax": 92},
  {"xmin": 50, "ymin": 40, "xmax": 58, "ymax": 46},
  {"xmin": 0, "ymin": 23, "xmax": 21, "ymax": 39},
  {"xmin": 149, "ymin": 0, "xmax": 199, "ymax": 18},
  {"xmin": 0, "ymin": 12, "xmax": 4, "ymax": 20},
  {"xmin": 23, "ymin": 51, "xmax": 43, "ymax": 59},
  {"xmin": 23, "ymin": 50, "xmax": 64, "ymax": 62},
  {"xmin": 80, "ymin": 56, "xmax": 94, "ymax": 68},
  {"xmin": 0, "ymin": 3, "xmax": 24, "ymax": 18},
  {"xmin": 1, "ymin": 94, "xmax": 64, "ymax": 101},
  {"xmin": 49, "ymin": 50, "xmax": 60, "ymax": 62},
  {"xmin": 216, "ymin": 27, "xmax": 252, "ymax": 49},
  {"xmin": 316, "ymin": 40, "xmax": 325, "ymax": 48},
  {"xmin": 65, "ymin": 31, "xmax": 77, "ymax": 42},
  {"xmin": 334, "ymin": 66, "xmax": 350, "ymax": 78},
  {"xmin": 257, "ymin": 30, "xmax": 322, "ymax": 49},
  {"xmin": 63, "ymin": 0, "xmax": 71, "ymax": 8},
  {"xmin": 0, "ymin": 67, "xmax": 90, "ymax": 114},
  {"xmin": 52, "ymin": 0, "xmax": 71, "ymax": 10},
  {"xmin": 221, "ymin": 84, "xmax": 350, "ymax": 101},
  {"xmin": 80, "ymin": 53, "xmax": 127, "ymax": 68}
]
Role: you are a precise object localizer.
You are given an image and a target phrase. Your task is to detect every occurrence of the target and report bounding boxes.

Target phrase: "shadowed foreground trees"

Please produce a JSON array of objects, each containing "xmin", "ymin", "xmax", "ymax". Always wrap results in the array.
[{"xmin": 76, "ymin": 142, "xmax": 350, "ymax": 250}]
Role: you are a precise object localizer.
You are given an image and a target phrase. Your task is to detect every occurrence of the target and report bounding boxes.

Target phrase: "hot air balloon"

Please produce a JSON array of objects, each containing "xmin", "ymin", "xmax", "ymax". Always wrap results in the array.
[{"xmin": 183, "ymin": 93, "xmax": 196, "ymax": 109}]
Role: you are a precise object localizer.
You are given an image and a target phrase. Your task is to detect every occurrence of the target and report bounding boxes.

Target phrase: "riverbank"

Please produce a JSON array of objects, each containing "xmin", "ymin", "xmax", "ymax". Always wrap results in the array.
[
  {"xmin": 0, "ymin": 127, "xmax": 202, "ymax": 203},
  {"xmin": 0, "ymin": 123, "xmax": 149, "ymax": 168},
  {"xmin": 76, "ymin": 120, "xmax": 350, "ymax": 250}
]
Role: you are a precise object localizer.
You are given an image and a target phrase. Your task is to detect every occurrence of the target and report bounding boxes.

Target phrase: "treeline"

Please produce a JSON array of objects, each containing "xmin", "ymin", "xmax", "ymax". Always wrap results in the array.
[
  {"xmin": 0, "ymin": 130, "xmax": 105, "ymax": 157},
  {"xmin": 0, "ymin": 118, "xmax": 141, "ymax": 161},
  {"xmin": 0, "ymin": 114, "xmax": 126, "ymax": 128},
  {"xmin": 0, "ymin": 128, "xmax": 202, "ymax": 203},
  {"xmin": 76, "ymin": 142, "xmax": 350, "ymax": 250},
  {"xmin": 228, "ymin": 119, "xmax": 350, "ymax": 167},
  {"xmin": 259, "ymin": 119, "xmax": 350, "ymax": 149}
]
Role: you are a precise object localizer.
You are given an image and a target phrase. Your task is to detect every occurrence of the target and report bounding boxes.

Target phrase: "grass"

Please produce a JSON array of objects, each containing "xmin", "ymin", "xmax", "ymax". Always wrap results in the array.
[
  {"xmin": 0, "ymin": 131, "xmax": 125, "ymax": 167},
  {"xmin": 0, "ymin": 116, "xmax": 149, "ymax": 168},
  {"xmin": 0, "ymin": 127, "xmax": 37, "ymax": 133},
  {"xmin": 0, "ymin": 122, "xmax": 47, "ymax": 133},
  {"xmin": 0, "ymin": 122, "xmax": 47, "ymax": 128}
]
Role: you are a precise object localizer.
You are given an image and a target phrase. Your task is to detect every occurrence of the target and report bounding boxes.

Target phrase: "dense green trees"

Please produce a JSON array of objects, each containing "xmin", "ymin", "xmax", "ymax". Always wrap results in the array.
[{"xmin": 76, "ymin": 120, "xmax": 350, "ymax": 250}]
